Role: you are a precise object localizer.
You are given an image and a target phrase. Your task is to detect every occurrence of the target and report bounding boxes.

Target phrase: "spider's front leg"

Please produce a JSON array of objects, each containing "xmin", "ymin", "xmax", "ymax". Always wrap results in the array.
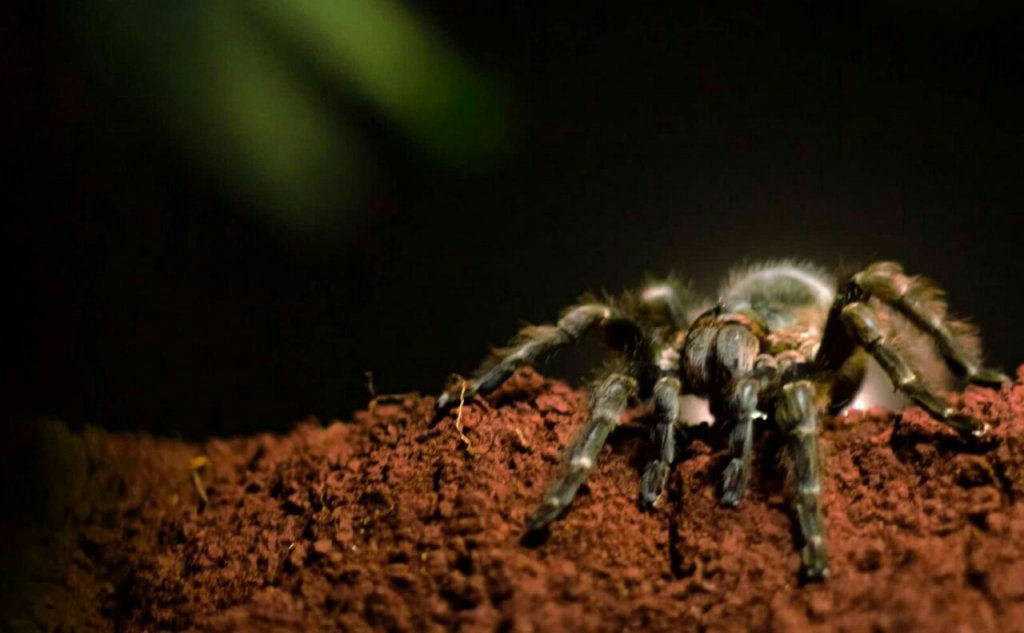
[
  {"xmin": 525, "ymin": 371, "xmax": 637, "ymax": 532},
  {"xmin": 777, "ymin": 379, "xmax": 829, "ymax": 582},
  {"xmin": 435, "ymin": 302, "xmax": 618, "ymax": 416}
]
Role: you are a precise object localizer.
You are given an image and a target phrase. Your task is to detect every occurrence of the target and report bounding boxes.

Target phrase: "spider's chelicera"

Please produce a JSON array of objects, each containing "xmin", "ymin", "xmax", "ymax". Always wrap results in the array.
[{"xmin": 435, "ymin": 261, "xmax": 1008, "ymax": 581}]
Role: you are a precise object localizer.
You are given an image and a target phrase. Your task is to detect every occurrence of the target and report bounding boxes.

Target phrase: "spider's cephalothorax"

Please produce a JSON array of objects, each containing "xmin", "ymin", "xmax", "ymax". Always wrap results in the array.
[{"xmin": 434, "ymin": 261, "xmax": 1008, "ymax": 581}]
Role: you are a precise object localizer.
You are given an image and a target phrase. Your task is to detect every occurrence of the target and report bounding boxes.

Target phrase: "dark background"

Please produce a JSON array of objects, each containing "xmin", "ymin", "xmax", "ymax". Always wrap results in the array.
[{"xmin": 5, "ymin": 2, "xmax": 1023, "ymax": 439}]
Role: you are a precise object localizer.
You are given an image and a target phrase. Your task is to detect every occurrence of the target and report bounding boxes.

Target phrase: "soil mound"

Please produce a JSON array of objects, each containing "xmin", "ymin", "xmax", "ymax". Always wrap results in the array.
[{"xmin": 9, "ymin": 367, "xmax": 1024, "ymax": 632}]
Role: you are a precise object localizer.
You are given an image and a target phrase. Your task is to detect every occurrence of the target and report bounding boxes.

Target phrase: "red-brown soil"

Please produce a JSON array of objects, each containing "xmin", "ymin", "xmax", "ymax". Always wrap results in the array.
[{"xmin": 6, "ymin": 367, "xmax": 1024, "ymax": 632}]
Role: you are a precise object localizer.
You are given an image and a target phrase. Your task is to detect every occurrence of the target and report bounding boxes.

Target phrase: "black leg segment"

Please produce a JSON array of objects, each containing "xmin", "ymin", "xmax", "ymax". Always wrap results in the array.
[
  {"xmin": 525, "ymin": 372, "xmax": 637, "ymax": 532},
  {"xmin": 709, "ymin": 323, "xmax": 770, "ymax": 507},
  {"xmin": 436, "ymin": 303, "xmax": 615, "ymax": 414},
  {"xmin": 640, "ymin": 375, "xmax": 681, "ymax": 508},
  {"xmin": 777, "ymin": 379, "xmax": 829, "ymax": 582},
  {"xmin": 720, "ymin": 364, "xmax": 777, "ymax": 507},
  {"xmin": 851, "ymin": 262, "xmax": 1009, "ymax": 386},
  {"xmin": 841, "ymin": 302, "xmax": 989, "ymax": 437}
]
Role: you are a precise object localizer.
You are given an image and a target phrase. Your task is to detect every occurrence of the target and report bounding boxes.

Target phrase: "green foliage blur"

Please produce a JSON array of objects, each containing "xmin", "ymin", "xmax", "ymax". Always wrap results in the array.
[{"xmin": 74, "ymin": 0, "xmax": 508, "ymax": 234}]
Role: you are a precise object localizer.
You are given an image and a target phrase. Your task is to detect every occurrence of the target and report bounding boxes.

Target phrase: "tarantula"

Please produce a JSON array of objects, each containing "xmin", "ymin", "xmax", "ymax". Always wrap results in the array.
[{"xmin": 434, "ymin": 261, "xmax": 1008, "ymax": 581}]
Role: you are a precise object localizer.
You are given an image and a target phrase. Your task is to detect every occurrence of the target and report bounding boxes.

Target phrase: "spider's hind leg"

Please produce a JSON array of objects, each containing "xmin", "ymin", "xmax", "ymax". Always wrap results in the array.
[
  {"xmin": 525, "ymin": 371, "xmax": 637, "ymax": 532},
  {"xmin": 841, "ymin": 301, "xmax": 989, "ymax": 436},
  {"xmin": 851, "ymin": 262, "xmax": 1009, "ymax": 386}
]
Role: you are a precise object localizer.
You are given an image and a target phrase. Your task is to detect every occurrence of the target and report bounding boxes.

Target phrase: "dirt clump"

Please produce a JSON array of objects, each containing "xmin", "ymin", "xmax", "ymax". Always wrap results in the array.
[{"xmin": 10, "ymin": 367, "xmax": 1024, "ymax": 632}]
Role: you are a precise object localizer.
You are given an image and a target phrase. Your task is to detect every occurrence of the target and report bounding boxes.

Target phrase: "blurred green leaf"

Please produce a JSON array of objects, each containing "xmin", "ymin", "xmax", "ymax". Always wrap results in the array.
[
  {"xmin": 73, "ymin": 0, "xmax": 508, "ymax": 234},
  {"xmin": 196, "ymin": 1, "xmax": 360, "ymax": 232},
  {"xmin": 248, "ymin": 0, "xmax": 508, "ymax": 165}
]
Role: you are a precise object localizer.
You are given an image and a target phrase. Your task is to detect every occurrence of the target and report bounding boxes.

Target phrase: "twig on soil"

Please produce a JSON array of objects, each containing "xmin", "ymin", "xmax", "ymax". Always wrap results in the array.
[
  {"xmin": 453, "ymin": 379, "xmax": 473, "ymax": 452},
  {"xmin": 512, "ymin": 427, "xmax": 529, "ymax": 449},
  {"xmin": 190, "ymin": 454, "xmax": 210, "ymax": 506}
]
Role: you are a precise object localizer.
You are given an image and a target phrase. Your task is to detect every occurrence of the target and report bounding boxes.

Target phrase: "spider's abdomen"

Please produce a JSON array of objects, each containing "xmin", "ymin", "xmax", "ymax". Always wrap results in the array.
[
  {"xmin": 721, "ymin": 261, "xmax": 834, "ymax": 321},
  {"xmin": 720, "ymin": 261, "xmax": 835, "ymax": 356}
]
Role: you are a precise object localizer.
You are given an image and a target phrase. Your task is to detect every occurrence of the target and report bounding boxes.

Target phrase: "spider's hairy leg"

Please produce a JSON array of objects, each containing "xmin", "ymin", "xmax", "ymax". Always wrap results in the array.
[
  {"xmin": 637, "ymin": 278, "xmax": 694, "ymax": 330},
  {"xmin": 435, "ymin": 302, "xmax": 615, "ymax": 415},
  {"xmin": 777, "ymin": 379, "xmax": 829, "ymax": 582},
  {"xmin": 525, "ymin": 372, "xmax": 637, "ymax": 533},
  {"xmin": 851, "ymin": 262, "xmax": 1009, "ymax": 386},
  {"xmin": 842, "ymin": 302, "xmax": 989, "ymax": 436},
  {"xmin": 712, "ymin": 325, "xmax": 769, "ymax": 507},
  {"xmin": 640, "ymin": 372, "xmax": 681, "ymax": 508},
  {"xmin": 721, "ymin": 363, "xmax": 777, "ymax": 507}
]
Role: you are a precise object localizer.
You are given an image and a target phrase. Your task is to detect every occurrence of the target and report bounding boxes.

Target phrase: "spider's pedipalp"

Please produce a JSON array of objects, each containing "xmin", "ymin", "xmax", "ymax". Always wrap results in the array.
[
  {"xmin": 721, "ymin": 378, "xmax": 759, "ymax": 507},
  {"xmin": 777, "ymin": 379, "xmax": 829, "ymax": 582},
  {"xmin": 525, "ymin": 372, "xmax": 637, "ymax": 533},
  {"xmin": 640, "ymin": 372, "xmax": 681, "ymax": 508},
  {"xmin": 704, "ymin": 323, "xmax": 769, "ymax": 507},
  {"xmin": 721, "ymin": 366, "xmax": 776, "ymax": 507}
]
